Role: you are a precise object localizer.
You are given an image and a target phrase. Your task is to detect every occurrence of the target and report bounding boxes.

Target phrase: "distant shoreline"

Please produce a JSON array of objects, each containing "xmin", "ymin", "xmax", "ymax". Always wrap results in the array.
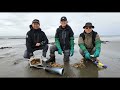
[{"xmin": 0, "ymin": 35, "xmax": 120, "ymax": 40}]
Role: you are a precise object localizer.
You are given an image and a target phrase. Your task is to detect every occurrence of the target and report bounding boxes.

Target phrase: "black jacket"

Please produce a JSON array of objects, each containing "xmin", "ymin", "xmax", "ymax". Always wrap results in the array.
[
  {"xmin": 55, "ymin": 25, "xmax": 74, "ymax": 50},
  {"xmin": 26, "ymin": 25, "xmax": 48, "ymax": 52}
]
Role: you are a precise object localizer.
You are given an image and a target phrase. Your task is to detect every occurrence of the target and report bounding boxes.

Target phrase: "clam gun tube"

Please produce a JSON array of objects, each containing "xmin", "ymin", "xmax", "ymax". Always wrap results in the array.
[
  {"xmin": 90, "ymin": 55, "xmax": 107, "ymax": 68},
  {"xmin": 35, "ymin": 65, "xmax": 64, "ymax": 75}
]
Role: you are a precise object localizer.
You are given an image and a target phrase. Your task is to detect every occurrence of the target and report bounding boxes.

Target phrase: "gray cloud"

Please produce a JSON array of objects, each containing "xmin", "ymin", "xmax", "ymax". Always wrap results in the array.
[{"xmin": 0, "ymin": 13, "xmax": 120, "ymax": 36}]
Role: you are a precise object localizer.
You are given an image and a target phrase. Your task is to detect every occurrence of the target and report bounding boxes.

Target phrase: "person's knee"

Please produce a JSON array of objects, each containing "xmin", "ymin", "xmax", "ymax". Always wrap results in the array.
[
  {"xmin": 23, "ymin": 50, "xmax": 28, "ymax": 58},
  {"xmin": 79, "ymin": 48, "xmax": 84, "ymax": 56},
  {"xmin": 43, "ymin": 44, "xmax": 49, "ymax": 51},
  {"xmin": 50, "ymin": 45, "xmax": 56, "ymax": 53},
  {"xmin": 91, "ymin": 47, "xmax": 96, "ymax": 55},
  {"xmin": 64, "ymin": 50, "xmax": 70, "ymax": 56},
  {"xmin": 45, "ymin": 44, "xmax": 49, "ymax": 50},
  {"xmin": 64, "ymin": 50, "xmax": 70, "ymax": 61},
  {"xmin": 23, "ymin": 50, "xmax": 33, "ymax": 59}
]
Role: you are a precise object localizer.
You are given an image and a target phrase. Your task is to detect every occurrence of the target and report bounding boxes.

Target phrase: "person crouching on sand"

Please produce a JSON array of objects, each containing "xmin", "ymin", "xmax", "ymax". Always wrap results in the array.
[
  {"xmin": 78, "ymin": 22, "xmax": 101, "ymax": 62},
  {"xmin": 24, "ymin": 19, "xmax": 49, "ymax": 61},
  {"xmin": 46, "ymin": 16, "xmax": 74, "ymax": 63}
]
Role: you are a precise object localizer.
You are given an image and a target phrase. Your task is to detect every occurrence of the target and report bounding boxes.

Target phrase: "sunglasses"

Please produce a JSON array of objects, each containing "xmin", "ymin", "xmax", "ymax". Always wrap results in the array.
[{"xmin": 85, "ymin": 27, "xmax": 92, "ymax": 29}]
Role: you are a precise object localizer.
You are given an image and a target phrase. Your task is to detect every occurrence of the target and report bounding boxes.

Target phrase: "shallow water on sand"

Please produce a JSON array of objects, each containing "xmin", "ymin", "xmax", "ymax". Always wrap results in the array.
[{"xmin": 0, "ymin": 37, "xmax": 120, "ymax": 77}]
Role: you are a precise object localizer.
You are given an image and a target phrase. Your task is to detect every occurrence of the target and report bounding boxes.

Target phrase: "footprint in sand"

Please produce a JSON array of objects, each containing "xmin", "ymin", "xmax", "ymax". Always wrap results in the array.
[{"xmin": 13, "ymin": 59, "xmax": 24, "ymax": 65}]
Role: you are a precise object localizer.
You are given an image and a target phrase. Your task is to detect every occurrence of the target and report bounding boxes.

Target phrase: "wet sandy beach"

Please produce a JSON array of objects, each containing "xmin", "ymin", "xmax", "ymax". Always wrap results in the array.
[{"xmin": 0, "ymin": 37, "xmax": 120, "ymax": 78}]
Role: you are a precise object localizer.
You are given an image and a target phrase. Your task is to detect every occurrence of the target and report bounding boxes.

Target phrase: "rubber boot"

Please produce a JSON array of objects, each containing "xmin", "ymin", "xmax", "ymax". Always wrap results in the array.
[
  {"xmin": 63, "ymin": 50, "xmax": 70, "ymax": 62},
  {"xmin": 63, "ymin": 55, "xmax": 70, "ymax": 62},
  {"xmin": 46, "ymin": 54, "xmax": 55, "ymax": 63}
]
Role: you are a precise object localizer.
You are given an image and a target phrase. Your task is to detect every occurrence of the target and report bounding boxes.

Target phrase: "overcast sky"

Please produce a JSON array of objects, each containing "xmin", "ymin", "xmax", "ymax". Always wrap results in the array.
[{"xmin": 0, "ymin": 12, "xmax": 120, "ymax": 36}]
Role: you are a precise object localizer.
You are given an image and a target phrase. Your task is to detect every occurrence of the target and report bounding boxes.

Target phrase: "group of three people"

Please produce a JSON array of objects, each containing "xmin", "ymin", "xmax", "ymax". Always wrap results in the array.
[{"xmin": 24, "ymin": 16, "xmax": 101, "ymax": 63}]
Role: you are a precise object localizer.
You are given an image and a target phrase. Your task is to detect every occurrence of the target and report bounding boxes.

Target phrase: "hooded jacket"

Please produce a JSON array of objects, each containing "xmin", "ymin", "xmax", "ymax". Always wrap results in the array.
[
  {"xmin": 26, "ymin": 25, "xmax": 48, "ymax": 53},
  {"xmin": 55, "ymin": 25, "xmax": 74, "ymax": 50}
]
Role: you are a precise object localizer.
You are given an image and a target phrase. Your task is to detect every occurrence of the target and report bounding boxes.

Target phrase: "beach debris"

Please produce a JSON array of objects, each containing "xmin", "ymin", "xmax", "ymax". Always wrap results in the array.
[
  {"xmin": 101, "ymin": 41, "xmax": 109, "ymax": 44},
  {"xmin": 30, "ymin": 58, "xmax": 41, "ymax": 65},
  {"xmin": 49, "ymin": 62, "xmax": 64, "ymax": 68},
  {"xmin": 13, "ymin": 59, "xmax": 24, "ymax": 65},
  {"xmin": 0, "ymin": 47, "xmax": 12, "ymax": 49},
  {"xmin": 72, "ymin": 63, "xmax": 86, "ymax": 68},
  {"xmin": 13, "ymin": 61, "xmax": 18, "ymax": 65},
  {"xmin": 72, "ymin": 60, "xmax": 86, "ymax": 68},
  {"xmin": 29, "ymin": 58, "xmax": 43, "ymax": 68},
  {"xmin": 0, "ymin": 56, "xmax": 5, "ymax": 59}
]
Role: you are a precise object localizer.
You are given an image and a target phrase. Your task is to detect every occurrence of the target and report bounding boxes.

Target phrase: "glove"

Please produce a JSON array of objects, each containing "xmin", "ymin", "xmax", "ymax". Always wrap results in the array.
[
  {"xmin": 55, "ymin": 38, "xmax": 62, "ymax": 55},
  {"xmin": 58, "ymin": 48, "xmax": 62, "ymax": 55},
  {"xmin": 70, "ymin": 37, "xmax": 74, "ymax": 56},
  {"xmin": 94, "ymin": 40, "xmax": 101, "ymax": 57},
  {"xmin": 70, "ymin": 49, "xmax": 74, "ymax": 56},
  {"xmin": 94, "ymin": 48, "xmax": 100, "ymax": 57},
  {"xmin": 79, "ymin": 43, "xmax": 87, "ymax": 52},
  {"xmin": 84, "ymin": 51, "xmax": 91, "ymax": 60}
]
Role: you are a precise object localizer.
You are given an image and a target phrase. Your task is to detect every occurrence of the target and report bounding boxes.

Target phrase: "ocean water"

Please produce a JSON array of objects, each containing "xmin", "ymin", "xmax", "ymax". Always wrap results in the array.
[
  {"xmin": 100, "ymin": 35, "xmax": 120, "ymax": 41},
  {"xmin": 0, "ymin": 38, "xmax": 25, "ymax": 47},
  {"xmin": 0, "ymin": 35, "xmax": 120, "ymax": 47}
]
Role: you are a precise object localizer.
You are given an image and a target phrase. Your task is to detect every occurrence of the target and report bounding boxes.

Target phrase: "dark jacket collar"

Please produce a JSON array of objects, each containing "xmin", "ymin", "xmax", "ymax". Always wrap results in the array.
[
  {"xmin": 59, "ymin": 24, "xmax": 70, "ymax": 30},
  {"xmin": 29, "ymin": 25, "xmax": 41, "ymax": 32},
  {"xmin": 84, "ymin": 30, "xmax": 93, "ymax": 34}
]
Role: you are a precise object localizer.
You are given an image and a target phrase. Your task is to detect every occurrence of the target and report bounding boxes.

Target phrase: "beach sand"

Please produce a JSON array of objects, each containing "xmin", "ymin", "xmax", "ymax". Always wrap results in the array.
[{"xmin": 0, "ymin": 37, "xmax": 120, "ymax": 78}]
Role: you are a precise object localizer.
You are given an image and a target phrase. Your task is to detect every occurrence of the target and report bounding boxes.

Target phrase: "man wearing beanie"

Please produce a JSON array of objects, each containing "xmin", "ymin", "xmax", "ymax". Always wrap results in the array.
[{"xmin": 24, "ymin": 19, "xmax": 49, "ymax": 62}]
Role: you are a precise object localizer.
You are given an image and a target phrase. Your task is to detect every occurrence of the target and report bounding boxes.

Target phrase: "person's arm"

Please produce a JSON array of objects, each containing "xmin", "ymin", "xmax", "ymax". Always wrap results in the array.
[
  {"xmin": 78, "ymin": 35, "xmax": 91, "ymax": 59},
  {"xmin": 69, "ymin": 28, "xmax": 74, "ymax": 50},
  {"xmin": 41, "ymin": 31, "xmax": 49, "ymax": 46},
  {"xmin": 69, "ymin": 28, "xmax": 74, "ymax": 56},
  {"xmin": 26, "ymin": 32, "xmax": 33, "ymax": 53},
  {"xmin": 93, "ymin": 34, "xmax": 101, "ymax": 57},
  {"xmin": 95, "ymin": 34, "xmax": 101, "ymax": 50},
  {"xmin": 55, "ymin": 29, "xmax": 62, "ymax": 55},
  {"xmin": 78, "ymin": 35, "xmax": 87, "ymax": 52},
  {"xmin": 55, "ymin": 29, "xmax": 62, "ymax": 50}
]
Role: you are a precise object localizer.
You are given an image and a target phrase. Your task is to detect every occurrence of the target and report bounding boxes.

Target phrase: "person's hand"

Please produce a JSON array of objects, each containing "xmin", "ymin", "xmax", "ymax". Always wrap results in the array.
[
  {"xmin": 70, "ymin": 49, "xmax": 74, "ymax": 56},
  {"xmin": 84, "ymin": 51, "xmax": 91, "ymax": 60},
  {"xmin": 36, "ymin": 43, "xmax": 40, "ymax": 46},
  {"xmin": 58, "ymin": 49, "xmax": 62, "ymax": 55},
  {"xmin": 94, "ymin": 48, "xmax": 100, "ymax": 57}
]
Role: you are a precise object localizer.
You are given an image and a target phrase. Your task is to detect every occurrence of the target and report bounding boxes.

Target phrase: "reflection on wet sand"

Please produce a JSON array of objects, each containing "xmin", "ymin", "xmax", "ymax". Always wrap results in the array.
[
  {"xmin": 77, "ymin": 60, "xmax": 99, "ymax": 77},
  {"xmin": 63, "ymin": 61, "xmax": 76, "ymax": 77}
]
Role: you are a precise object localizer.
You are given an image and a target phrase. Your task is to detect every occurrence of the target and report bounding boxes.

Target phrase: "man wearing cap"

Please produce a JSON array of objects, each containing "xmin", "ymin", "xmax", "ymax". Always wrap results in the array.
[
  {"xmin": 78, "ymin": 22, "xmax": 101, "ymax": 61},
  {"xmin": 46, "ymin": 16, "xmax": 74, "ymax": 63},
  {"xmin": 24, "ymin": 19, "xmax": 49, "ymax": 61}
]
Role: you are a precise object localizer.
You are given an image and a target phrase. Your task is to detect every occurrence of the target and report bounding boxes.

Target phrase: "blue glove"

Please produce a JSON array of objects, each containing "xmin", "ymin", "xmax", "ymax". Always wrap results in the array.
[
  {"xmin": 58, "ymin": 49, "xmax": 62, "ymax": 55},
  {"xmin": 84, "ymin": 51, "xmax": 91, "ymax": 60},
  {"xmin": 94, "ymin": 48, "xmax": 100, "ymax": 57}
]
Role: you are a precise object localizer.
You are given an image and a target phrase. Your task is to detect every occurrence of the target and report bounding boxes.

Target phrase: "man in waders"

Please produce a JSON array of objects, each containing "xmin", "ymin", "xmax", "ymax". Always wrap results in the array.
[{"xmin": 46, "ymin": 16, "xmax": 74, "ymax": 63}]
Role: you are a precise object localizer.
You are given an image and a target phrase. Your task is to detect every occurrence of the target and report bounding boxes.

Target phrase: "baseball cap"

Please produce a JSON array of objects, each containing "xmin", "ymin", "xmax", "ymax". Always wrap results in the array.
[
  {"xmin": 32, "ymin": 19, "xmax": 40, "ymax": 24},
  {"xmin": 60, "ymin": 16, "xmax": 67, "ymax": 21}
]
